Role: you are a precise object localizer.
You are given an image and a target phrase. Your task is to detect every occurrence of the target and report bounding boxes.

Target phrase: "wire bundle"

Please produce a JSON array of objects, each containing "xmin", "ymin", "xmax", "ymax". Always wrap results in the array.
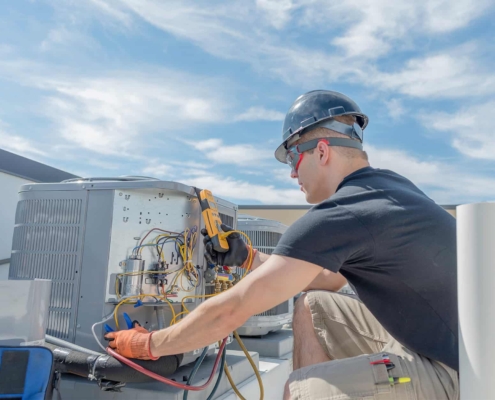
[{"xmin": 106, "ymin": 228, "xmax": 264, "ymax": 399}]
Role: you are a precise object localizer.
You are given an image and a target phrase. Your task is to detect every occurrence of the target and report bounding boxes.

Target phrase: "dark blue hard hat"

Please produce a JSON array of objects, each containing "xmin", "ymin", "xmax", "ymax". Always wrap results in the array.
[{"xmin": 275, "ymin": 90, "xmax": 369, "ymax": 163}]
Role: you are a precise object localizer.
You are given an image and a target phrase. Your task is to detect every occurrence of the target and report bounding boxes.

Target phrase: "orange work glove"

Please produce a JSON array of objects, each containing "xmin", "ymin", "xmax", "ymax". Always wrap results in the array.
[{"xmin": 105, "ymin": 325, "xmax": 158, "ymax": 360}]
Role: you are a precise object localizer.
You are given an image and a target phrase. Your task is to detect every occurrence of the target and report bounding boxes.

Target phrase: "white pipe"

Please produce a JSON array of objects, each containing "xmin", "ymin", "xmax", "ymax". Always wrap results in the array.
[{"xmin": 457, "ymin": 202, "xmax": 495, "ymax": 400}]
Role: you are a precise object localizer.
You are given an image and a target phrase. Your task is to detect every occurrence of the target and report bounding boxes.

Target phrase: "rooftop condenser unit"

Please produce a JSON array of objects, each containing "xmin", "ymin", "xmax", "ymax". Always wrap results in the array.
[
  {"xmin": 8, "ymin": 177, "xmax": 237, "ymax": 366},
  {"xmin": 235, "ymin": 214, "xmax": 293, "ymax": 336}
]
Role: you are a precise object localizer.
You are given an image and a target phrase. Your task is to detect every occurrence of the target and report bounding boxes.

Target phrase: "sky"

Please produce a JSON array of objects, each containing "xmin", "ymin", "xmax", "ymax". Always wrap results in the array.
[{"xmin": 0, "ymin": 0, "xmax": 494, "ymax": 205}]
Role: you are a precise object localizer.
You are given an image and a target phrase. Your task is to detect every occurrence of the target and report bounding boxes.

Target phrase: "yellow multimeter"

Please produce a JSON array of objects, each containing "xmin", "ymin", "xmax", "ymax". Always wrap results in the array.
[{"xmin": 195, "ymin": 188, "xmax": 229, "ymax": 253}]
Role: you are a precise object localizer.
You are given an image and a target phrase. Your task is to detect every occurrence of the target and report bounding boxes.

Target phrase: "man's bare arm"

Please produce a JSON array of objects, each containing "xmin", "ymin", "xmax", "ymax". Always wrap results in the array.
[
  {"xmin": 150, "ymin": 255, "xmax": 323, "ymax": 357},
  {"xmin": 247, "ymin": 250, "xmax": 270, "ymax": 271},
  {"xmin": 303, "ymin": 269, "xmax": 347, "ymax": 292},
  {"xmin": 249, "ymin": 251, "xmax": 346, "ymax": 292}
]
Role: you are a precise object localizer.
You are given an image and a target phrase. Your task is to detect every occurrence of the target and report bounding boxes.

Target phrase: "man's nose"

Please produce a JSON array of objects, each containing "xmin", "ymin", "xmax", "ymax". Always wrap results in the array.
[{"xmin": 290, "ymin": 169, "xmax": 298, "ymax": 179}]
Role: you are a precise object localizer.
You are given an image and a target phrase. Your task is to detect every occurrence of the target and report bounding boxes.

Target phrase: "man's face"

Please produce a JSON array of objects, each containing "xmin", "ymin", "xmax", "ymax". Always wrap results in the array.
[{"xmin": 288, "ymin": 140, "xmax": 329, "ymax": 204}]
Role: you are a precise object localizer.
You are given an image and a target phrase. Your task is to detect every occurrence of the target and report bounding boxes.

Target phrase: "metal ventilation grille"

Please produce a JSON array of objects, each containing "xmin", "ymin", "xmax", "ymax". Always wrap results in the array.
[
  {"xmin": 237, "ymin": 225, "xmax": 287, "ymax": 318},
  {"xmin": 241, "ymin": 230, "xmax": 282, "ymax": 255},
  {"xmin": 219, "ymin": 213, "xmax": 234, "ymax": 228},
  {"xmin": 9, "ymin": 199, "xmax": 83, "ymax": 341},
  {"xmin": 256, "ymin": 302, "xmax": 289, "ymax": 316},
  {"xmin": 16, "ymin": 199, "xmax": 82, "ymax": 224}
]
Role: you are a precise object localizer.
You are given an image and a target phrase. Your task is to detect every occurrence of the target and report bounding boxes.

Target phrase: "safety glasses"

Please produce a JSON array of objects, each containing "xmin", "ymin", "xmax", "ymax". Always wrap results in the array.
[{"xmin": 285, "ymin": 138, "xmax": 329, "ymax": 172}]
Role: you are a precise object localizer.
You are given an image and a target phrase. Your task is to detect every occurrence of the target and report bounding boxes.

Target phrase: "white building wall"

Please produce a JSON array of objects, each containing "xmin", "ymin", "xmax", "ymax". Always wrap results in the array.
[{"xmin": 0, "ymin": 172, "xmax": 35, "ymax": 279}]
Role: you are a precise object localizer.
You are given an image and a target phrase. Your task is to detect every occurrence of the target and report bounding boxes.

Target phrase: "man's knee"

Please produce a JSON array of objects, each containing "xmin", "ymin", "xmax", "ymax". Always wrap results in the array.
[
  {"xmin": 293, "ymin": 293, "xmax": 310, "ymax": 323},
  {"xmin": 283, "ymin": 380, "xmax": 292, "ymax": 400}
]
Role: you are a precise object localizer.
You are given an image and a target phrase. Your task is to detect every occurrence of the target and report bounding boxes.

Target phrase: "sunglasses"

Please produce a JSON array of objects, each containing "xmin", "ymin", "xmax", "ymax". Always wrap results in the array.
[{"xmin": 285, "ymin": 138, "xmax": 330, "ymax": 172}]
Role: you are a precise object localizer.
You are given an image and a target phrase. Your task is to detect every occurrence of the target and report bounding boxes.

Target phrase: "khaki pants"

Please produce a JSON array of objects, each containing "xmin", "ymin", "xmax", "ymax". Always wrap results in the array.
[{"xmin": 289, "ymin": 291, "xmax": 459, "ymax": 400}]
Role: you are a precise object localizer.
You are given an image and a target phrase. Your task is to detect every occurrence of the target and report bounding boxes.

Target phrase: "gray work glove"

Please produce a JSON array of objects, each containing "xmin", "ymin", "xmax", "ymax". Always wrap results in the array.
[{"xmin": 201, "ymin": 224, "xmax": 249, "ymax": 267}]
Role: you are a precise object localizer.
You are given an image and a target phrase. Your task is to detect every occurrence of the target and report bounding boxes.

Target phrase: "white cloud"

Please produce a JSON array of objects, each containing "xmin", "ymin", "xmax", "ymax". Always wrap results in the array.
[
  {"xmin": 0, "ymin": 129, "xmax": 48, "ymax": 158},
  {"xmin": 87, "ymin": 0, "xmax": 494, "ymax": 91},
  {"xmin": 384, "ymin": 99, "xmax": 406, "ymax": 121},
  {"xmin": 187, "ymin": 138, "xmax": 273, "ymax": 166},
  {"xmin": 182, "ymin": 173, "xmax": 306, "ymax": 205},
  {"xmin": 255, "ymin": 0, "xmax": 294, "ymax": 29},
  {"xmin": 87, "ymin": 159, "xmax": 122, "ymax": 170},
  {"xmin": 371, "ymin": 46, "xmax": 495, "ymax": 98},
  {"xmin": 0, "ymin": 60, "xmax": 232, "ymax": 156},
  {"xmin": 142, "ymin": 163, "xmax": 172, "ymax": 178},
  {"xmin": 234, "ymin": 107, "xmax": 284, "ymax": 122},
  {"xmin": 367, "ymin": 145, "xmax": 495, "ymax": 203},
  {"xmin": 40, "ymin": 27, "xmax": 100, "ymax": 52},
  {"xmin": 419, "ymin": 102, "xmax": 495, "ymax": 160}
]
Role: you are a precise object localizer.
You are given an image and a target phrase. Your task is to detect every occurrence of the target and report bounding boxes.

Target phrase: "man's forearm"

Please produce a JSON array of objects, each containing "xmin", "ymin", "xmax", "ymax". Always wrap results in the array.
[
  {"xmin": 150, "ymin": 293, "xmax": 242, "ymax": 357},
  {"xmin": 247, "ymin": 250, "xmax": 270, "ymax": 271}
]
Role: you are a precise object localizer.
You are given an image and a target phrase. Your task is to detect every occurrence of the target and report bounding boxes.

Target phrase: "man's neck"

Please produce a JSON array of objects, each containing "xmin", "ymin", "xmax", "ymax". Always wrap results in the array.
[{"xmin": 341, "ymin": 160, "xmax": 370, "ymax": 179}]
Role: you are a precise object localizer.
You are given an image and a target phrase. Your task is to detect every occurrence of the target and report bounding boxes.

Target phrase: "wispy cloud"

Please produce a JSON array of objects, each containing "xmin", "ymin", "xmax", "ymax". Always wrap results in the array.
[
  {"xmin": 0, "ymin": 60, "xmax": 233, "ymax": 156},
  {"xmin": 183, "ymin": 172, "xmax": 305, "ymax": 204},
  {"xmin": 234, "ymin": 107, "xmax": 284, "ymax": 122},
  {"xmin": 371, "ymin": 45, "xmax": 495, "ymax": 99},
  {"xmin": 39, "ymin": 27, "xmax": 101, "ymax": 52},
  {"xmin": 187, "ymin": 138, "xmax": 273, "ymax": 166},
  {"xmin": 419, "ymin": 101, "xmax": 495, "ymax": 160},
  {"xmin": 367, "ymin": 145, "xmax": 495, "ymax": 203},
  {"xmin": 88, "ymin": 0, "xmax": 494, "ymax": 92},
  {"xmin": 0, "ymin": 126, "xmax": 48, "ymax": 158},
  {"xmin": 384, "ymin": 98, "xmax": 406, "ymax": 121}
]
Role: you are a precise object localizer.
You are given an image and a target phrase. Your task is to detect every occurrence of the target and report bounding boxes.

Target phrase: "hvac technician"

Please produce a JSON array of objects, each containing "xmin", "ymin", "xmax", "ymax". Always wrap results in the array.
[{"xmin": 106, "ymin": 90, "xmax": 459, "ymax": 400}]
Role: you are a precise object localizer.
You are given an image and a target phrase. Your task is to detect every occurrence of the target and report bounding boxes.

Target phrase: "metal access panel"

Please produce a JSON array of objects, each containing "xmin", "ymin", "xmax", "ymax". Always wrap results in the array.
[
  {"xmin": 236, "ymin": 215, "xmax": 294, "ymax": 336},
  {"xmin": 8, "ymin": 178, "xmax": 237, "ymax": 353}
]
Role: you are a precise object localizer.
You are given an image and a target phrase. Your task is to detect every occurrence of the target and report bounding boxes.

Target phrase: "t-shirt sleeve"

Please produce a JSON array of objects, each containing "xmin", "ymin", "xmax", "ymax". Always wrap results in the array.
[{"xmin": 272, "ymin": 203, "xmax": 374, "ymax": 273}]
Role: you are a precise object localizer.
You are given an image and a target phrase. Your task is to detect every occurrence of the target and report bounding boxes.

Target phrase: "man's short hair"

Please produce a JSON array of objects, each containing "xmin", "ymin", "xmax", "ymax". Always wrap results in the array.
[{"xmin": 296, "ymin": 115, "xmax": 368, "ymax": 161}]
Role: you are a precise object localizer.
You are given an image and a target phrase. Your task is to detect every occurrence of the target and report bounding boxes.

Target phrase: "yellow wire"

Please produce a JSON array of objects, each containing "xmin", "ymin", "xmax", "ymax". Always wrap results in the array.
[
  {"xmin": 232, "ymin": 330, "xmax": 264, "ymax": 400},
  {"xmin": 220, "ymin": 230, "xmax": 254, "ymax": 278},
  {"xmin": 224, "ymin": 363, "xmax": 246, "ymax": 400},
  {"xmin": 113, "ymin": 293, "xmax": 176, "ymax": 329}
]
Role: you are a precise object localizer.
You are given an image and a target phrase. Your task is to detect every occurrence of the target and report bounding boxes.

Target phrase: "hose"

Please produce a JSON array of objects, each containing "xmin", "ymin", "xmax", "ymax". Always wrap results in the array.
[
  {"xmin": 44, "ymin": 342, "xmax": 181, "ymax": 383},
  {"xmin": 224, "ymin": 331, "xmax": 264, "ymax": 400},
  {"xmin": 107, "ymin": 337, "xmax": 227, "ymax": 391},
  {"xmin": 206, "ymin": 346, "xmax": 227, "ymax": 400},
  {"xmin": 183, "ymin": 347, "xmax": 209, "ymax": 400},
  {"xmin": 45, "ymin": 335, "xmax": 101, "ymax": 356}
]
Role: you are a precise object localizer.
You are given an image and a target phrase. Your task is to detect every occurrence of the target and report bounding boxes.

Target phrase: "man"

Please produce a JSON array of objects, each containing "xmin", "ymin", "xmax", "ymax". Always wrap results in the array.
[{"xmin": 106, "ymin": 90, "xmax": 458, "ymax": 399}]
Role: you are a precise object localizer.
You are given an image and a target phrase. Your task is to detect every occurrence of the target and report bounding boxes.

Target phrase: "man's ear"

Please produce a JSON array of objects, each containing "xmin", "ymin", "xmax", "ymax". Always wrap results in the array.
[{"xmin": 317, "ymin": 141, "xmax": 330, "ymax": 164}]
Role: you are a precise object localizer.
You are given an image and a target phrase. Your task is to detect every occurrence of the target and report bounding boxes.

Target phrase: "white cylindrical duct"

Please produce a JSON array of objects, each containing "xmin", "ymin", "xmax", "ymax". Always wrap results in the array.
[{"xmin": 457, "ymin": 202, "xmax": 495, "ymax": 400}]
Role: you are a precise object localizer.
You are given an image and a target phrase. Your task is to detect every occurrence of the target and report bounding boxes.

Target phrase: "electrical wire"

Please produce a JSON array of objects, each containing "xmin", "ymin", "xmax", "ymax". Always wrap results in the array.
[
  {"xmin": 113, "ymin": 294, "xmax": 176, "ymax": 330},
  {"xmin": 106, "ymin": 337, "xmax": 228, "ymax": 391},
  {"xmin": 206, "ymin": 346, "xmax": 227, "ymax": 400},
  {"xmin": 91, "ymin": 312, "xmax": 115, "ymax": 352},
  {"xmin": 106, "ymin": 225, "xmax": 262, "ymax": 396},
  {"xmin": 224, "ymin": 360, "xmax": 245, "ymax": 400},
  {"xmin": 183, "ymin": 346, "xmax": 209, "ymax": 400},
  {"xmin": 232, "ymin": 330, "xmax": 264, "ymax": 400}
]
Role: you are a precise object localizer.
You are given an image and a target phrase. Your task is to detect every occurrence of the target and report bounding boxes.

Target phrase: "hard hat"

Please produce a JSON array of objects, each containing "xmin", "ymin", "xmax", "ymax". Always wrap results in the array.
[{"xmin": 274, "ymin": 90, "xmax": 369, "ymax": 163}]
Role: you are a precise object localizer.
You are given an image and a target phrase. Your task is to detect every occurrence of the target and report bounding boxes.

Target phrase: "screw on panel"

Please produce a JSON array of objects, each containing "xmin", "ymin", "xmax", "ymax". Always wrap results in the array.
[{"xmin": 119, "ymin": 192, "xmax": 123, "ymax": 196}]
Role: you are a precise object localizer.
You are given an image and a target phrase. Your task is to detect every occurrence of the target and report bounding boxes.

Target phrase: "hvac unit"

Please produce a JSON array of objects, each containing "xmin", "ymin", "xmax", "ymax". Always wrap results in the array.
[
  {"xmin": 8, "ymin": 177, "xmax": 237, "ymax": 366},
  {"xmin": 235, "ymin": 214, "xmax": 293, "ymax": 336}
]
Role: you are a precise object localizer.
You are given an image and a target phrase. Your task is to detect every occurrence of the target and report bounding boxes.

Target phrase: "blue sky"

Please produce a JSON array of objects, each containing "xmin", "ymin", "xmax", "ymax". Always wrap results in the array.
[{"xmin": 1, "ymin": 0, "xmax": 494, "ymax": 205}]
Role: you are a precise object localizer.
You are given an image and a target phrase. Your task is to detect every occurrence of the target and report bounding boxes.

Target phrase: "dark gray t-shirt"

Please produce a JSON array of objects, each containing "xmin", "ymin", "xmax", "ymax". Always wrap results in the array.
[{"xmin": 273, "ymin": 167, "xmax": 458, "ymax": 371}]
